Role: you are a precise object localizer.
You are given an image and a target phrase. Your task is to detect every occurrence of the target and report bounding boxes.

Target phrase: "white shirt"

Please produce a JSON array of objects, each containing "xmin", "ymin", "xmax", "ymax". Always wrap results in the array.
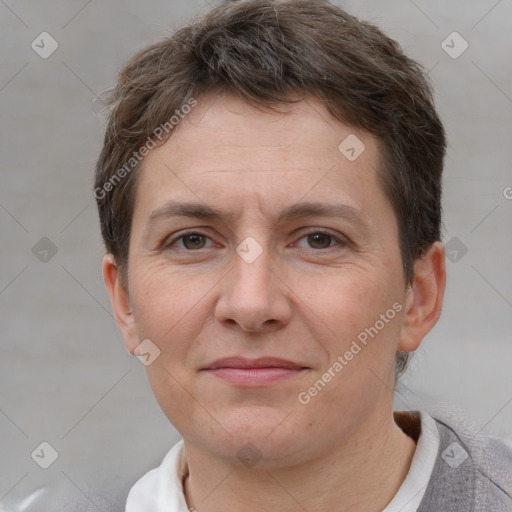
[
  {"xmin": 381, "ymin": 412, "xmax": 440, "ymax": 511},
  {"xmin": 125, "ymin": 411, "xmax": 440, "ymax": 512}
]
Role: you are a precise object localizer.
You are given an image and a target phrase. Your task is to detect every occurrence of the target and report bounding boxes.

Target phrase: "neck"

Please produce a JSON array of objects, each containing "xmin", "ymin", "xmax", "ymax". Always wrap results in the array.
[{"xmin": 183, "ymin": 411, "xmax": 417, "ymax": 512}]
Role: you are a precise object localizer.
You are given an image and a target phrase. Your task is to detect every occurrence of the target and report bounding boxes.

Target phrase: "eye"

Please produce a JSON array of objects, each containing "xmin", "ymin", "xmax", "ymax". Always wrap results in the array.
[
  {"xmin": 294, "ymin": 230, "xmax": 346, "ymax": 250},
  {"xmin": 165, "ymin": 231, "xmax": 215, "ymax": 251},
  {"xmin": 163, "ymin": 229, "xmax": 348, "ymax": 253}
]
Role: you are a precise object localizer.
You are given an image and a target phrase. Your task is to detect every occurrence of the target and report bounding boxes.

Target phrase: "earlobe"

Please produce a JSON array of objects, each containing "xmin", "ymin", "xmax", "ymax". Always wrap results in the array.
[
  {"xmin": 398, "ymin": 242, "xmax": 446, "ymax": 352},
  {"xmin": 102, "ymin": 254, "xmax": 138, "ymax": 353}
]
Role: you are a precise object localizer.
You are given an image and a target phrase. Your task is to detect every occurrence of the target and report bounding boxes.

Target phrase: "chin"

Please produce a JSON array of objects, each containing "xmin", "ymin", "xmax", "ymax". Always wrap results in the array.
[
  {"xmin": 181, "ymin": 410, "xmax": 307, "ymax": 463},
  {"xmin": 218, "ymin": 433, "xmax": 309, "ymax": 470}
]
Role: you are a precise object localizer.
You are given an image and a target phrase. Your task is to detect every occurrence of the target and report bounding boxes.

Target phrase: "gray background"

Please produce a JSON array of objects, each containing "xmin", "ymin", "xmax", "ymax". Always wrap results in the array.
[{"xmin": 1, "ymin": 0, "xmax": 511, "ymax": 510}]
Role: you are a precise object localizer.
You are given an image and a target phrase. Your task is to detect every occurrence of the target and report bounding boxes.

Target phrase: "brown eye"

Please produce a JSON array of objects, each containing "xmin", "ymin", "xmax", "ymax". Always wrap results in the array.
[
  {"xmin": 181, "ymin": 233, "xmax": 207, "ymax": 250},
  {"xmin": 307, "ymin": 232, "xmax": 333, "ymax": 249},
  {"xmin": 164, "ymin": 231, "xmax": 214, "ymax": 251},
  {"xmin": 293, "ymin": 229, "xmax": 348, "ymax": 252}
]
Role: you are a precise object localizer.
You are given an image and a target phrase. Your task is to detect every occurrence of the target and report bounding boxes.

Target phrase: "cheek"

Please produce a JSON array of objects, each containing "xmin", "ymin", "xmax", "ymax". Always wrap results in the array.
[
  {"xmin": 131, "ymin": 266, "xmax": 210, "ymax": 429},
  {"xmin": 302, "ymin": 264, "xmax": 397, "ymax": 337},
  {"xmin": 304, "ymin": 264, "xmax": 404, "ymax": 384},
  {"xmin": 129, "ymin": 264, "xmax": 211, "ymax": 360}
]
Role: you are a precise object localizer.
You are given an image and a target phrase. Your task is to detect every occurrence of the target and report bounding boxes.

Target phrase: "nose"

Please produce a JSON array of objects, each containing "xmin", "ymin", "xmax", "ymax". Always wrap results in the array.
[{"xmin": 214, "ymin": 247, "xmax": 292, "ymax": 333}]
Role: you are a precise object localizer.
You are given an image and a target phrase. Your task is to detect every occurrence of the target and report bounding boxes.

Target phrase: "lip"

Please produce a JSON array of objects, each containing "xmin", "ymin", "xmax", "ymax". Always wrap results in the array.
[{"xmin": 201, "ymin": 357, "xmax": 309, "ymax": 386}]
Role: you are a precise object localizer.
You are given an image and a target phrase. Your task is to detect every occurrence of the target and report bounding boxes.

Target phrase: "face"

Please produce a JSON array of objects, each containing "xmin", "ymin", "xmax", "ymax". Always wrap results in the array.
[{"xmin": 113, "ymin": 93, "xmax": 417, "ymax": 467}]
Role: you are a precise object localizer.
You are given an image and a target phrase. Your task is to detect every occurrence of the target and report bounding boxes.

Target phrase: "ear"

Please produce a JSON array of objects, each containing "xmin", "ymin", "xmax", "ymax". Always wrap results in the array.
[
  {"xmin": 398, "ymin": 241, "xmax": 446, "ymax": 352},
  {"xmin": 102, "ymin": 254, "xmax": 139, "ymax": 354}
]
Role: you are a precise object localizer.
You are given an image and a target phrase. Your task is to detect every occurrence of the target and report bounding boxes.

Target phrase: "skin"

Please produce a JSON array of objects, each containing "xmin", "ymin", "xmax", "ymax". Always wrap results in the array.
[{"xmin": 103, "ymin": 92, "xmax": 446, "ymax": 511}]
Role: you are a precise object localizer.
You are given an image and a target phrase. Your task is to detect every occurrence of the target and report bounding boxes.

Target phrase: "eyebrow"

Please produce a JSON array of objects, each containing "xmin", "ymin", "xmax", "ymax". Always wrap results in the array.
[{"xmin": 146, "ymin": 200, "xmax": 371, "ymax": 230}]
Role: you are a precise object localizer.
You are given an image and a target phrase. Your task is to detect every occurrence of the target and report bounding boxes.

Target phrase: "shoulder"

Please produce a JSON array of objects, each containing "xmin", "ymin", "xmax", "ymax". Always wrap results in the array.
[{"xmin": 419, "ymin": 416, "xmax": 512, "ymax": 512}]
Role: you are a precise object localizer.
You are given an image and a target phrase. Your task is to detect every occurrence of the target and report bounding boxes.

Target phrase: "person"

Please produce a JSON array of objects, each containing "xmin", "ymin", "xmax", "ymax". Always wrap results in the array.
[{"xmin": 94, "ymin": 1, "xmax": 512, "ymax": 510}]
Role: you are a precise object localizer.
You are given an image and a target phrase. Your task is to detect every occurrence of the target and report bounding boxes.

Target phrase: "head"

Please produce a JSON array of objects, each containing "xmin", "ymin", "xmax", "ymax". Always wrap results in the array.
[{"xmin": 97, "ymin": 0, "xmax": 446, "ymax": 466}]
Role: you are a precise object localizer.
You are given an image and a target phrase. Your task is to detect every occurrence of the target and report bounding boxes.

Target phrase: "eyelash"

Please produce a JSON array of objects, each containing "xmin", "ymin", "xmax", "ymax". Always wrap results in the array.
[{"xmin": 163, "ymin": 229, "xmax": 348, "ymax": 252}]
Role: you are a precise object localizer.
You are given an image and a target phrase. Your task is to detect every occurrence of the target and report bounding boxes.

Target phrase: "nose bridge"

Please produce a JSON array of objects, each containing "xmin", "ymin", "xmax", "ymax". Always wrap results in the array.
[
  {"xmin": 215, "ymin": 238, "xmax": 290, "ymax": 331},
  {"xmin": 231, "ymin": 240, "xmax": 275, "ymax": 309}
]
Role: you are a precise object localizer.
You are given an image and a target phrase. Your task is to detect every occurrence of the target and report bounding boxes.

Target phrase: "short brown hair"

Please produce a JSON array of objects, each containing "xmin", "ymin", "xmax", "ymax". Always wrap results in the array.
[{"xmin": 95, "ymin": 0, "xmax": 446, "ymax": 378}]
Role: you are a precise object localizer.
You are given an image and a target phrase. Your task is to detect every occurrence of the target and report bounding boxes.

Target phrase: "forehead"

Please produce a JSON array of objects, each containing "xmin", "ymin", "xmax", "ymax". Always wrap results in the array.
[
  {"xmin": 157, "ymin": 93, "xmax": 377, "ymax": 170},
  {"xmin": 132, "ymin": 93, "xmax": 389, "ymax": 226}
]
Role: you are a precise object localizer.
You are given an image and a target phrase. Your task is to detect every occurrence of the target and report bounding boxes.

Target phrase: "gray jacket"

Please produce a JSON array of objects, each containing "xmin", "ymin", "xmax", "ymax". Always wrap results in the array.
[{"xmin": 418, "ymin": 418, "xmax": 512, "ymax": 511}]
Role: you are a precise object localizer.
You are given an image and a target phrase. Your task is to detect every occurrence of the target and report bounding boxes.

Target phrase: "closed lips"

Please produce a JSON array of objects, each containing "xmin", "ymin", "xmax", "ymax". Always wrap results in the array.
[{"xmin": 202, "ymin": 357, "xmax": 308, "ymax": 370}]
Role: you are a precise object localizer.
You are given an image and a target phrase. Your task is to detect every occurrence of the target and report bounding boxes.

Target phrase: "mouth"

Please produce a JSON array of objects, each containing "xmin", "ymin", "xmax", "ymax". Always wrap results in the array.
[{"xmin": 200, "ymin": 357, "xmax": 310, "ymax": 386}]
